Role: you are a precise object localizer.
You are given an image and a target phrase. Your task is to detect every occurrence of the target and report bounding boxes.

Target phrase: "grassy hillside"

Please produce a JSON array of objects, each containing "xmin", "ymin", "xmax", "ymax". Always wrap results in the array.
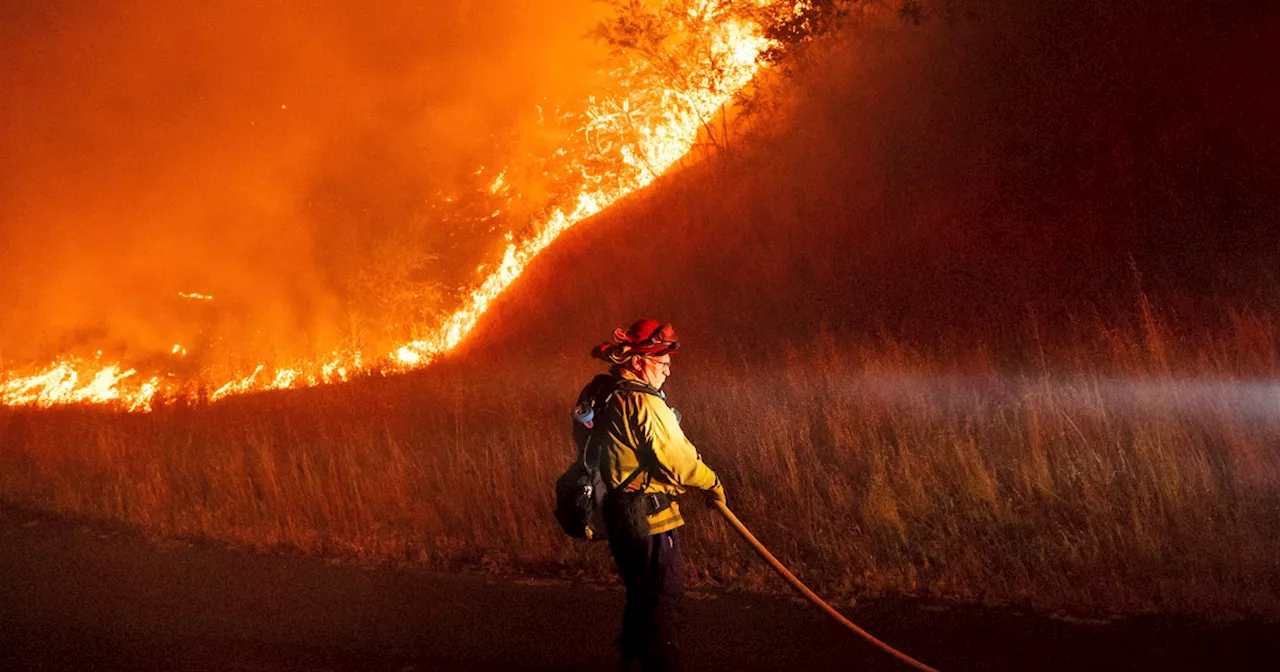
[
  {"xmin": 4, "ymin": 325, "xmax": 1280, "ymax": 617},
  {"xmin": 3, "ymin": 1, "xmax": 1280, "ymax": 620},
  {"xmin": 462, "ymin": 0, "xmax": 1280, "ymax": 358}
]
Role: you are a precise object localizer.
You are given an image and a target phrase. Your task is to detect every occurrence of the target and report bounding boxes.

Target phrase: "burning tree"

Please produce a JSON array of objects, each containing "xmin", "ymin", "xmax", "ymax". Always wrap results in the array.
[{"xmin": 592, "ymin": 0, "xmax": 767, "ymax": 152}]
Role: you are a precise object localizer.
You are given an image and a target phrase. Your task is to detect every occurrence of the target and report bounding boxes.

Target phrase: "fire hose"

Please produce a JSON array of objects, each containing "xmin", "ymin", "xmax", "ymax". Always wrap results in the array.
[{"xmin": 712, "ymin": 501, "xmax": 942, "ymax": 672}]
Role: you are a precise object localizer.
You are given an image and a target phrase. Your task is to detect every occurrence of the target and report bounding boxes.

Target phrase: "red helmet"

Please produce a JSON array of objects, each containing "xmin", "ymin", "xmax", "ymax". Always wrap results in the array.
[{"xmin": 592, "ymin": 318, "xmax": 680, "ymax": 362}]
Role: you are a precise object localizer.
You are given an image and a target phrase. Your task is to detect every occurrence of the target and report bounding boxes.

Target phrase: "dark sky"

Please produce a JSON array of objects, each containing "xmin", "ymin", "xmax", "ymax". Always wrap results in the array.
[{"xmin": 0, "ymin": 0, "xmax": 602, "ymax": 366}]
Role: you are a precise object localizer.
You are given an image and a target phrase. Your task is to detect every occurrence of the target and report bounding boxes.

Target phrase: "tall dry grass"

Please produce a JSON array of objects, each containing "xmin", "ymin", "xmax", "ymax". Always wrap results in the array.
[{"xmin": 2, "ymin": 310, "xmax": 1279, "ymax": 619}]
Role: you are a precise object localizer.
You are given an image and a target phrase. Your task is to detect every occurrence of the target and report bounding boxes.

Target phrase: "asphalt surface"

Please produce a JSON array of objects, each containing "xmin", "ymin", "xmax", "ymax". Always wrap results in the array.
[{"xmin": 2, "ymin": 504, "xmax": 1278, "ymax": 671}]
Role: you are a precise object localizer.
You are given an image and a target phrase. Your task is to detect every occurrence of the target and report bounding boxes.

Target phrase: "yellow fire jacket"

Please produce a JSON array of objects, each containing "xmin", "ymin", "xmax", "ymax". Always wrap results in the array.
[{"xmin": 599, "ymin": 370, "xmax": 725, "ymax": 535}]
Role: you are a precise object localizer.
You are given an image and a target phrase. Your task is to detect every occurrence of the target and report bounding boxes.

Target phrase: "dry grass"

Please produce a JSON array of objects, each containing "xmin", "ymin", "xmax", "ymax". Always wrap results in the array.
[
  {"xmin": 2, "ymin": 312, "xmax": 1279, "ymax": 620},
  {"xmin": 1, "ymin": 0, "xmax": 1275, "ymax": 631}
]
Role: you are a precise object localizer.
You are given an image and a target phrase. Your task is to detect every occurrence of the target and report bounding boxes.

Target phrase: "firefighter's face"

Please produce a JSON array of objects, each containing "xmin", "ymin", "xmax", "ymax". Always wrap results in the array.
[{"xmin": 636, "ymin": 354, "xmax": 671, "ymax": 390}]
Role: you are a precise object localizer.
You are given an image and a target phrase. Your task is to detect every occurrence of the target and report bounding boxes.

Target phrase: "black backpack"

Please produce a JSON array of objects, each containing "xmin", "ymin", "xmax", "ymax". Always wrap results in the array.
[{"xmin": 554, "ymin": 374, "xmax": 661, "ymax": 540}]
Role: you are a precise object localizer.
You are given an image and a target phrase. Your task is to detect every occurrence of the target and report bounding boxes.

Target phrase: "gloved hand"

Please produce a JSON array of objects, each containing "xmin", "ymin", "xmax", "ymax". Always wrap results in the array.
[{"xmin": 705, "ymin": 483, "xmax": 727, "ymax": 507}]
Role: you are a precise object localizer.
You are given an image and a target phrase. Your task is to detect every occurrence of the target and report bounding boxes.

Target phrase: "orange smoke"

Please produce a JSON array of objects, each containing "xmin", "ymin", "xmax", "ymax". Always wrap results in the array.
[{"xmin": 0, "ymin": 0, "xmax": 774, "ymax": 410}]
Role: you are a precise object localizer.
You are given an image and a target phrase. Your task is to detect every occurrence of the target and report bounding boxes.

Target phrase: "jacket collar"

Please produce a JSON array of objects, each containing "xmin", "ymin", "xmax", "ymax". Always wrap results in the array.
[{"xmin": 616, "ymin": 369, "xmax": 665, "ymax": 398}]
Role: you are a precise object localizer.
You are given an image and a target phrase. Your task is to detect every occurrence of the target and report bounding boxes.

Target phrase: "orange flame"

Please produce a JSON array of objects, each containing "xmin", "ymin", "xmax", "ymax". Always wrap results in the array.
[{"xmin": 1, "ymin": 2, "xmax": 772, "ymax": 412}]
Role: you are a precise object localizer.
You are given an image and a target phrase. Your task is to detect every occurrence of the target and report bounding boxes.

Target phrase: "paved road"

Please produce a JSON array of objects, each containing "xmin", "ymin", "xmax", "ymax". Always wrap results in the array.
[{"xmin": 2, "ymin": 504, "xmax": 1278, "ymax": 671}]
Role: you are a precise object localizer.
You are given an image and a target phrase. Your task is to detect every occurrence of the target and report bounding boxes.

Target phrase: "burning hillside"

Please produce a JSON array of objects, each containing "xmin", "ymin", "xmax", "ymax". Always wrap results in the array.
[
  {"xmin": 4, "ymin": 0, "xmax": 1276, "ymax": 409},
  {"xmin": 4, "ymin": 0, "xmax": 1280, "ymax": 624},
  {"xmin": 0, "ymin": 0, "xmax": 813, "ymax": 410},
  {"xmin": 460, "ymin": 0, "xmax": 1280, "ymax": 361}
]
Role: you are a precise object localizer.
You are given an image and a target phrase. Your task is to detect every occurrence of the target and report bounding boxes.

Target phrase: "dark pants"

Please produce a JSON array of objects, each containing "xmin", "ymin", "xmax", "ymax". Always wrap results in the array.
[{"xmin": 606, "ymin": 527, "xmax": 684, "ymax": 671}]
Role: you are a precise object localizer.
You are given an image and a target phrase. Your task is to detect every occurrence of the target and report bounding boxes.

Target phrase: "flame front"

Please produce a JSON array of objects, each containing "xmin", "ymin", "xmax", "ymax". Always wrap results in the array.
[{"xmin": 1, "ymin": 1, "xmax": 773, "ymax": 412}]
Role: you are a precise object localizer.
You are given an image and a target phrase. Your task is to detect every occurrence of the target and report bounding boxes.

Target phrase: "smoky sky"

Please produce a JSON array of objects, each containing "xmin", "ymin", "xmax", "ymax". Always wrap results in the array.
[{"xmin": 0, "ymin": 0, "xmax": 604, "ymax": 367}]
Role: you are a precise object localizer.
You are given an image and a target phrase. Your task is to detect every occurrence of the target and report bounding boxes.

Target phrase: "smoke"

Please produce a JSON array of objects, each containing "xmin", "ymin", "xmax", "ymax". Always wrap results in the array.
[{"xmin": 0, "ymin": 0, "xmax": 603, "ymax": 367}]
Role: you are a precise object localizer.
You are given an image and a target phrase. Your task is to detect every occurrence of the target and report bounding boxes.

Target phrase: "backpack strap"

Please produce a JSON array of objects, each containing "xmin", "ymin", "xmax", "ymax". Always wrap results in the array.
[
  {"xmin": 574, "ymin": 375, "xmax": 616, "ymax": 470},
  {"xmin": 575, "ymin": 374, "xmax": 671, "ymax": 491},
  {"xmin": 602, "ymin": 377, "xmax": 668, "ymax": 494}
]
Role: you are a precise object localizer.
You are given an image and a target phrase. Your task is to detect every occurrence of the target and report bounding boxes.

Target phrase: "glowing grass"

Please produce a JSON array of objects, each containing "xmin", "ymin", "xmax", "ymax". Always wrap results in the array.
[{"xmin": 3, "ymin": 323, "xmax": 1279, "ymax": 619}]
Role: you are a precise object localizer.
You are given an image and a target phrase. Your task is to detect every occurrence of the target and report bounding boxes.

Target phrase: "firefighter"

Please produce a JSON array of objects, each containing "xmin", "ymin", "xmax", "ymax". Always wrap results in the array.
[{"xmin": 590, "ymin": 319, "xmax": 727, "ymax": 671}]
